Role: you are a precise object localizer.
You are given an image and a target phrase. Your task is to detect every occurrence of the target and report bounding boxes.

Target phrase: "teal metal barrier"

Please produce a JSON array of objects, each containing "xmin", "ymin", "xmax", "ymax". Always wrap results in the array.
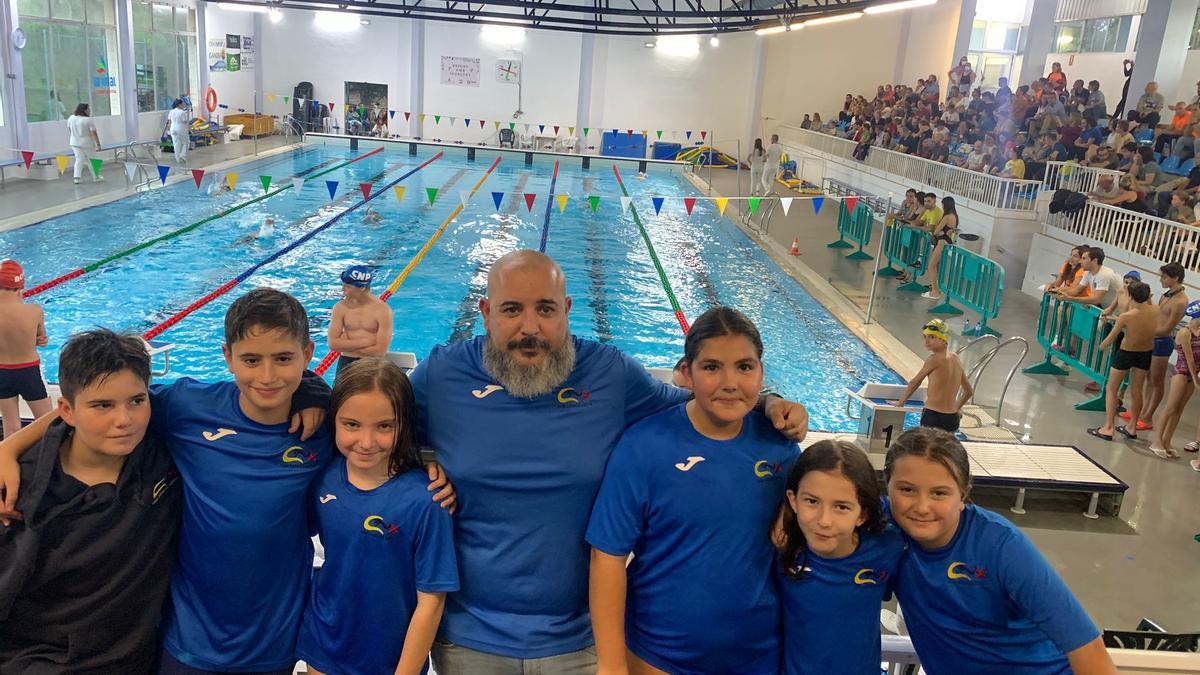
[
  {"xmin": 826, "ymin": 200, "xmax": 875, "ymax": 260},
  {"xmin": 879, "ymin": 219, "xmax": 933, "ymax": 293},
  {"xmin": 1022, "ymin": 293, "xmax": 1113, "ymax": 411},
  {"xmin": 929, "ymin": 244, "xmax": 1005, "ymax": 336},
  {"xmin": 827, "ymin": 200, "xmax": 854, "ymax": 249}
]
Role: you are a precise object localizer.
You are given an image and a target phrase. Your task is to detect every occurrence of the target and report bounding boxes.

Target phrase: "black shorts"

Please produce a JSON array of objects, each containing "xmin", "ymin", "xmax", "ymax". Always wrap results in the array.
[
  {"xmin": 920, "ymin": 408, "xmax": 961, "ymax": 433},
  {"xmin": 0, "ymin": 363, "xmax": 48, "ymax": 401},
  {"xmin": 1112, "ymin": 347, "xmax": 1152, "ymax": 372},
  {"xmin": 334, "ymin": 354, "xmax": 360, "ymax": 380}
]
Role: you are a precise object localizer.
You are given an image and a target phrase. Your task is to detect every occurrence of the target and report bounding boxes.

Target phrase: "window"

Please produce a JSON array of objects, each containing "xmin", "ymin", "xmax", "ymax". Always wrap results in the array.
[
  {"xmin": 134, "ymin": 3, "xmax": 198, "ymax": 113},
  {"xmin": 18, "ymin": 0, "xmax": 120, "ymax": 122},
  {"xmin": 1190, "ymin": 5, "xmax": 1200, "ymax": 49},
  {"xmin": 970, "ymin": 19, "xmax": 1022, "ymax": 53},
  {"xmin": 1052, "ymin": 15, "xmax": 1133, "ymax": 54}
]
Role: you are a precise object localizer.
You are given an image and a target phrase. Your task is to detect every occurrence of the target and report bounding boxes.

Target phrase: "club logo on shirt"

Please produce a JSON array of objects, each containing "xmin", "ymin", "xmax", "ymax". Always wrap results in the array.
[
  {"xmin": 854, "ymin": 567, "xmax": 891, "ymax": 586},
  {"xmin": 947, "ymin": 561, "xmax": 987, "ymax": 581},
  {"xmin": 363, "ymin": 515, "xmax": 401, "ymax": 538},
  {"xmin": 151, "ymin": 470, "xmax": 180, "ymax": 504},
  {"xmin": 281, "ymin": 445, "xmax": 319, "ymax": 465},
  {"xmin": 753, "ymin": 460, "xmax": 783, "ymax": 479},
  {"xmin": 202, "ymin": 428, "xmax": 238, "ymax": 442},
  {"xmin": 472, "ymin": 384, "xmax": 505, "ymax": 399},
  {"xmin": 319, "ymin": 494, "xmax": 337, "ymax": 504},
  {"xmin": 556, "ymin": 387, "xmax": 591, "ymax": 406},
  {"xmin": 674, "ymin": 456, "xmax": 706, "ymax": 472}
]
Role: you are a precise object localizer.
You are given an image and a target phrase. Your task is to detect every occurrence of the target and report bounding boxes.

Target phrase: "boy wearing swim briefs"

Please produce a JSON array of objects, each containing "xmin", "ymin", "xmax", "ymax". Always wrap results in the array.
[
  {"xmin": 328, "ymin": 265, "xmax": 394, "ymax": 380},
  {"xmin": 1089, "ymin": 281, "xmax": 1157, "ymax": 442},
  {"xmin": 0, "ymin": 260, "xmax": 53, "ymax": 441},
  {"xmin": 895, "ymin": 319, "xmax": 973, "ymax": 433},
  {"xmin": 1125, "ymin": 263, "xmax": 1188, "ymax": 432}
]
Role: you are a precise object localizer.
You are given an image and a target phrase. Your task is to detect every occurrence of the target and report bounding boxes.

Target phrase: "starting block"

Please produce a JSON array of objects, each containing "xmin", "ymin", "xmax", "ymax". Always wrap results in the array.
[
  {"xmin": 146, "ymin": 340, "xmax": 176, "ymax": 377},
  {"xmin": 844, "ymin": 382, "xmax": 925, "ymax": 450}
]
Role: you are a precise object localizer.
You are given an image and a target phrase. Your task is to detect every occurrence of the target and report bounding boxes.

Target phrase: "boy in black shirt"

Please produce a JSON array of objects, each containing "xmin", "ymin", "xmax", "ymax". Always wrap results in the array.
[{"xmin": 0, "ymin": 329, "xmax": 181, "ymax": 673}]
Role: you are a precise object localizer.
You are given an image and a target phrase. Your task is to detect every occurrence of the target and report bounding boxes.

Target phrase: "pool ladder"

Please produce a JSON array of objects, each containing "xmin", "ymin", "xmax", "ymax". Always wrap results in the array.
[
  {"xmin": 279, "ymin": 115, "xmax": 305, "ymax": 144},
  {"xmin": 955, "ymin": 334, "xmax": 1028, "ymax": 423},
  {"xmin": 741, "ymin": 196, "xmax": 778, "ymax": 235},
  {"xmin": 115, "ymin": 140, "xmax": 159, "ymax": 192}
]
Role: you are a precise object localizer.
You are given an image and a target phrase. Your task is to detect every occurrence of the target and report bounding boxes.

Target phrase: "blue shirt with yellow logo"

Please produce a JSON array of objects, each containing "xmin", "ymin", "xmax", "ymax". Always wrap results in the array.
[
  {"xmin": 409, "ymin": 335, "xmax": 689, "ymax": 658},
  {"xmin": 149, "ymin": 379, "xmax": 333, "ymax": 671},
  {"xmin": 776, "ymin": 525, "xmax": 905, "ymax": 675},
  {"xmin": 894, "ymin": 503, "xmax": 1099, "ymax": 675},
  {"xmin": 297, "ymin": 457, "xmax": 459, "ymax": 675},
  {"xmin": 586, "ymin": 404, "xmax": 799, "ymax": 674}
]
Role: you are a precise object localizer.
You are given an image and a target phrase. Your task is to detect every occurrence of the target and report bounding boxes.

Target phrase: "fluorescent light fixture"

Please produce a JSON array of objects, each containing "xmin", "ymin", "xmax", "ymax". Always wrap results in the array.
[
  {"xmin": 802, "ymin": 11, "xmax": 862, "ymax": 26},
  {"xmin": 863, "ymin": 0, "xmax": 936, "ymax": 15},
  {"xmin": 754, "ymin": 25, "xmax": 789, "ymax": 36},
  {"xmin": 359, "ymin": 18, "xmax": 369, "ymax": 24},
  {"xmin": 644, "ymin": 41, "xmax": 656, "ymax": 47},
  {"xmin": 219, "ymin": 3, "xmax": 270, "ymax": 13},
  {"xmin": 314, "ymin": 10, "xmax": 361, "ymax": 31},
  {"xmin": 656, "ymin": 34, "xmax": 699, "ymax": 57},
  {"xmin": 481, "ymin": 24, "xmax": 525, "ymax": 45},
  {"xmin": 268, "ymin": 7, "xmax": 282, "ymax": 21},
  {"xmin": 710, "ymin": 35, "xmax": 720, "ymax": 47}
]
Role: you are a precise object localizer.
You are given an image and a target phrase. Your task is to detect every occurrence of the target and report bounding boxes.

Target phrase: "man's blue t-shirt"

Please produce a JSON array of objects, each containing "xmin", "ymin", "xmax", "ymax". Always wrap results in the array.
[
  {"xmin": 1079, "ymin": 125, "xmax": 1106, "ymax": 146},
  {"xmin": 297, "ymin": 457, "xmax": 459, "ymax": 675},
  {"xmin": 586, "ymin": 404, "xmax": 798, "ymax": 674},
  {"xmin": 777, "ymin": 526, "xmax": 905, "ymax": 675},
  {"xmin": 409, "ymin": 335, "xmax": 689, "ymax": 658},
  {"xmin": 150, "ymin": 379, "xmax": 333, "ymax": 671},
  {"xmin": 894, "ymin": 503, "xmax": 1100, "ymax": 675}
]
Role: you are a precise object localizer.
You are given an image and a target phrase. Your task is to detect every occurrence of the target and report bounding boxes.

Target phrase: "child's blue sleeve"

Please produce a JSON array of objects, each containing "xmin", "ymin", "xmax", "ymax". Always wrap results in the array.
[
  {"xmin": 412, "ymin": 498, "xmax": 459, "ymax": 593},
  {"xmin": 291, "ymin": 370, "xmax": 332, "ymax": 414},
  {"xmin": 585, "ymin": 438, "xmax": 648, "ymax": 557},
  {"xmin": 997, "ymin": 529, "xmax": 1100, "ymax": 654},
  {"xmin": 408, "ymin": 357, "xmax": 431, "ymax": 447},
  {"xmin": 148, "ymin": 380, "xmax": 188, "ymax": 438},
  {"xmin": 622, "ymin": 353, "xmax": 689, "ymax": 427}
]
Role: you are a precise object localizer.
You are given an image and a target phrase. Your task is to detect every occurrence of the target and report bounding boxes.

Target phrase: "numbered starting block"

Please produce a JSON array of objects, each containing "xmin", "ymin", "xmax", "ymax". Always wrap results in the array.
[{"xmin": 844, "ymin": 383, "xmax": 925, "ymax": 450}]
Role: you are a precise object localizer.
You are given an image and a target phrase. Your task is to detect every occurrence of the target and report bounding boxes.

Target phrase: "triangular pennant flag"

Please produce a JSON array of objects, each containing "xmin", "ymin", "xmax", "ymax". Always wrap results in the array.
[
  {"xmin": 779, "ymin": 197, "xmax": 793, "ymax": 215},
  {"xmin": 55, "ymin": 155, "xmax": 69, "ymax": 175},
  {"xmin": 90, "ymin": 158, "xmax": 103, "ymax": 179},
  {"xmin": 298, "ymin": 97, "xmax": 305, "ymax": 104},
  {"xmin": 538, "ymin": 124, "xmax": 545, "ymax": 133},
  {"xmin": 226, "ymin": 173, "xmax": 238, "ymax": 190},
  {"xmin": 748, "ymin": 197, "xmax": 761, "ymax": 216},
  {"xmin": 268, "ymin": 94, "xmax": 275, "ymax": 102},
  {"xmin": 292, "ymin": 177, "xmax": 304, "ymax": 194},
  {"xmin": 811, "ymin": 196, "xmax": 825, "ymax": 214},
  {"xmin": 260, "ymin": 175, "xmax": 272, "ymax": 193},
  {"xmin": 124, "ymin": 162, "xmax": 138, "ymax": 182},
  {"xmin": 393, "ymin": 186, "xmax": 406, "ymax": 203},
  {"xmin": 509, "ymin": 122, "xmax": 516, "ymax": 131},
  {"xmin": 358, "ymin": 105, "xmax": 366, "ymax": 115},
  {"xmin": 494, "ymin": 121, "xmax": 500, "ymax": 130},
  {"xmin": 434, "ymin": 115, "xmax": 442, "ymax": 124},
  {"xmin": 683, "ymin": 197, "xmax": 696, "ymax": 215},
  {"xmin": 553, "ymin": 126, "xmax": 560, "ymax": 135},
  {"xmin": 620, "ymin": 196, "xmax": 632, "ymax": 214},
  {"xmin": 611, "ymin": 129, "xmax": 618, "ymax": 136},
  {"xmin": 672, "ymin": 130, "xmax": 679, "ymax": 138},
  {"xmin": 449, "ymin": 116, "xmax": 456, "ymax": 124},
  {"xmin": 464, "ymin": 118, "xmax": 471, "ymax": 127},
  {"xmin": 844, "ymin": 196, "xmax": 859, "ymax": 215},
  {"xmin": 556, "ymin": 194, "xmax": 568, "ymax": 212},
  {"xmin": 523, "ymin": 193, "xmax": 536, "ymax": 211},
  {"xmin": 651, "ymin": 196, "xmax": 665, "ymax": 214},
  {"xmin": 583, "ymin": 127, "xmax": 589, "ymax": 137},
  {"xmin": 569, "ymin": 126, "xmax": 575, "ymax": 135},
  {"xmin": 656, "ymin": 130, "xmax": 663, "ymax": 139},
  {"xmin": 626, "ymin": 129, "xmax": 633, "ymax": 137},
  {"xmin": 157, "ymin": 164, "xmax": 170, "ymax": 185},
  {"xmin": 459, "ymin": 190, "xmax": 471, "ymax": 207},
  {"xmin": 389, "ymin": 110, "xmax": 396, "ymax": 119},
  {"xmin": 284, "ymin": 96, "xmax": 289, "ymax": 104},
  {"xmin": 588, "ymin": 195, "xmax": 600, "ymax": 213},
  {"xmin": 686, "ymin": 130, "xmax": 693, "ymax": 140},
  {"xmin": 404, "ymin": 112, "xmax": 411, "ymax": 121},
  {"xmin": 329, "ymin": 101, "xmax": 335, "ymax": 111},
  {"xmin": 326, "ymin": 180, "xmax": 338, "ymax": 200},
  {"xmin": 641, "ymin": 130, "xmax": 647, "ymax": 138},
  {"xmin": 523, "ymin": 124, "xmax": 531, "ymax": 134},
  {"xmin": 701, "ymin": 130, "xmax": 708, "ymax": 141},
  {"xmin": 479, "ymin": 119, "xmax": 486, "ymax": 128},
  {"xmin": 360, "ymin": 182, "xmax": 373, "ymax": 200},
  {"xmin": 420, "ymin": 114, "xmax": 426, "ymax": 122},
  {"xmin": 492, "ymin": 191, "xmax": 504, "ymax": 209},
  {"xmin": 191, "ymin": 169, "xmax": 205, "ymax": 188},
  {"xmin": 425, "ymin": 187, "xmax": 438, "ymax": 205},
  {"xmin": 715, "ymin": 197, "xmax": 729, "ymax": 215}
]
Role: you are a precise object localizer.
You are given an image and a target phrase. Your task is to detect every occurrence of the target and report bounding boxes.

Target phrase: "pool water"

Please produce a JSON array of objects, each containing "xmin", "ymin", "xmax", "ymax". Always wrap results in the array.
[{"xmin": 1, "ymin": 143, "xmax": 903, "ymax": 431}]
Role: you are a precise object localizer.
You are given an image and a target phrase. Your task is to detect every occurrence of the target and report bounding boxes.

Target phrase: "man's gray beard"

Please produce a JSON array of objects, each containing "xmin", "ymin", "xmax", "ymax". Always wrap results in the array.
[{"xmin": 482, "ymin": 335, "xmax": 577, "ymax": 399}]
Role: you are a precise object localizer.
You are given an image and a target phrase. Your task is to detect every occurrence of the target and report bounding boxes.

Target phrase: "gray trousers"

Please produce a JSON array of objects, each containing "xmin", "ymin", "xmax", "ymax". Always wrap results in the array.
[{"xmin": 431, "ymin": 639, "xmax": 596, "ymax": 675}]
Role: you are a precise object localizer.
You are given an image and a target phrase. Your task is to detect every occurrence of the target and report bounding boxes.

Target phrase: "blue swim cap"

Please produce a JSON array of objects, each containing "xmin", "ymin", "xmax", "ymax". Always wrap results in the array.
[
  {"xmin": 1187, "ymin": 300, "xmax": 1200, "ymax": 320},
  {"xmin": 1124, "ymin": 270, "xmax": 1141, "ymax": 281},
  {"xmin": 341, "ymin": 265, "xmax": 373, "ymax": 287}
]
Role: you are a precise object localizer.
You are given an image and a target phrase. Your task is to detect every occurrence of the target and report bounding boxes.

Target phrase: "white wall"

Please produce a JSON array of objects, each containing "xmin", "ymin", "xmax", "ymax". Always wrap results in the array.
[
  {"xmin": 1177, "ymin": 50, "xmax": 1200, "ymax": 105},
  {"xmin": 204, "ymin": 7, "xmax": 257, "ymax": 117}
]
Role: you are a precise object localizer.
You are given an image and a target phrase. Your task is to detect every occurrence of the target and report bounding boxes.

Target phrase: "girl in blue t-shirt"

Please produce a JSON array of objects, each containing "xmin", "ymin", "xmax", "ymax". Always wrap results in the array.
[
  {"xmin": 774, "ymin": 439, "xmax": 905, "ymax": 675},
  {"xmin": 297, "ymin": 358, "xmax": 459, "ymax": 675},
  {"xmin": 883, "ymin": 427, "xmax": 1116, "ymax": 675},
  {"xmin": 586, "ymin": 307, "xmax": 799, "ymax": 675}
]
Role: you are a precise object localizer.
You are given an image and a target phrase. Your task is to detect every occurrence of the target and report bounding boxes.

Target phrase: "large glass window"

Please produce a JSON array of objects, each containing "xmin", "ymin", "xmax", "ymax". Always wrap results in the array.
[
  {"xmin": 970, "ymin": 19, "xmax": 1022, "ymax": 53},
  {"xmin": 134, "ymin": 3, "xmax": 198, "ymax": 112},
  {"xmin": 18, "ymin": 0, "xmax": 119, "ymax": 122},
  {"xmin": 1052, "ymin": 15, "xmax": 1134, "ymax": 53},
  {"xmin": 1190, "ymin": 5, "xmax": 1200, "ymax": 49}
]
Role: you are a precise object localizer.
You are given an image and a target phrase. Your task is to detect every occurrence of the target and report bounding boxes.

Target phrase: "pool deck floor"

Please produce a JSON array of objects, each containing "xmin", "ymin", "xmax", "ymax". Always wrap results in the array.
[{"xmin": 699, "ymin": 167, "xmax": 1200, "ymax": 633}]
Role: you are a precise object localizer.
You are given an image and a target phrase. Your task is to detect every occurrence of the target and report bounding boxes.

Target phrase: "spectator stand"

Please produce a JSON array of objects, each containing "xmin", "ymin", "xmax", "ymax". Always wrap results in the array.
[
  {"xmin": 1046, "ymin": 200, "xmax": 1200, "ymax": 276},
  {"xmin": 1023, "ymin": 294, "xmax": 1114, "ymax": 411},
  {"xmin": 1041, "ymin": 160, "xmax": 1124, "ymax": 197},
  {"xmin": 928, "ymin": 244, "xmax": 1006, "ymax": 337}
]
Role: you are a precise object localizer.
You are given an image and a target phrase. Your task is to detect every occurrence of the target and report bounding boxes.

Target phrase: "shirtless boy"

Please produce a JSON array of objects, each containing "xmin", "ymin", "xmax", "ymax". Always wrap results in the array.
[
  {"xmin": 0, "ymin": 261, "xmax": 52, "ymax": 439},
  {"xmin": 896, "ymin": 319, "xmax": 973, "ymax": 433},
  {"xmin": 1090, "ymin": 281, "xmax": 1158, "ymax": 442},
  {"xmin": 327, "ymin": 265, "xmax": 394, "ymax": 380},
  {"xmin": 1124, "ymin": 263, "xmax": 1188, "ymax": 432}
]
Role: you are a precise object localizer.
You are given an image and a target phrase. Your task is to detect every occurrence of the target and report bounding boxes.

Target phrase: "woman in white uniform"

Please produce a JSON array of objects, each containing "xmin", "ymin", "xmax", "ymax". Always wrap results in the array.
[
  {"xmin": 67, "ymin": 104, "xmax": 103, "ymax": 184},
  {"xmin": 747, "ymin": 138, "xmax": 766, "ymax": 196},
  {"xmin": 167, "ymin": 99, "xmax": 190, "ymax": 164}
]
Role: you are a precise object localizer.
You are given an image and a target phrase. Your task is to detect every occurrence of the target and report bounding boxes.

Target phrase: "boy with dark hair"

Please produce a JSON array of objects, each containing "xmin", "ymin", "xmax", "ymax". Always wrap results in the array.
[
  {"xmin": 1089, "ymin": 281, "xmax": 1157, "ymax": 442},
  {"xmin": 0, "ymin": 329, "xmax": 182, "ymax": 672}
]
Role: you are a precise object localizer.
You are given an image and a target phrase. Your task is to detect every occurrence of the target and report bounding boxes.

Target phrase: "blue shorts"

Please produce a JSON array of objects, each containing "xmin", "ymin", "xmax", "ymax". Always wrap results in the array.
[{"xmin": 1154, "ymin": 336, "xmax": 1176, "ymax": 358}]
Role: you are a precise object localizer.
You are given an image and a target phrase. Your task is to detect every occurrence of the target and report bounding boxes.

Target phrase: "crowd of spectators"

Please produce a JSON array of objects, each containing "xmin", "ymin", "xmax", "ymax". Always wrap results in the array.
[{"xmin": 802, "ymin": 60, "xmax": 1200, "ymax": 225}]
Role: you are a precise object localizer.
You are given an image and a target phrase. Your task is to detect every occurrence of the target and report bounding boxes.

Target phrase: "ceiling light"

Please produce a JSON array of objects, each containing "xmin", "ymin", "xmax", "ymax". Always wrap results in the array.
[
  {"xmin": 710, "ymin": 35, "xmax": 720, "ymax": 47},
  {"xmin": 754, "ymin": 25, "xmax": 788, "ymax": 36},
  {"xmin": 268, "ymin": 7, "xmax": 282, "ymax": 21},
  {"xmin": 218, "ymin": 3, "xmax": 270, "ymax": 13},
  {"xmin": 863, "ymin": 0, "xmax": 936, "ymax": 14},
  {"xmin": 314, "ymin": 10, "xmax": 361, "ymax": 31},
  {"xmin": 802, "ymin": 11, "xmax": 862, "ymax": 26},
  {"xmin": 481, "ymin": 24, "xmax": 526, "ymax": 45},
  {"xmin": 657, "ymin": 34, "xmax": 699, "ymax": 57},
  {"xmin": 360, "ymin": 18, "xmax": 369, "ymax": 24},
  {"xmin": 644, "ymin": 41, "xmax": 655, "ymax": 47}
]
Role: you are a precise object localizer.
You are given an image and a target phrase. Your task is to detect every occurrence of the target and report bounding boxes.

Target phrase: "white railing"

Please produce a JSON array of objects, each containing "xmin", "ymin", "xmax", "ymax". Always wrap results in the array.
[
  {"xmin": 1047, "ymin": 200, "xmax": 1200, "ymax": 274},
  {"xmin": 1043, "ymin": 160, "xmax": 1124, "ymax": 195},
  {"xmin": 780, "ymin": 125, "xmax": 1041, "ymax": 215}
]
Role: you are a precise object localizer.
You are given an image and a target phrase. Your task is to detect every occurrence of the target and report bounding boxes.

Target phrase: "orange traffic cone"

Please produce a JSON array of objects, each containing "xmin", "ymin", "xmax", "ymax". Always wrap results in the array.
[{"xmin": 789, "ymin": 237, "xmax": 800, "ymax": 256}]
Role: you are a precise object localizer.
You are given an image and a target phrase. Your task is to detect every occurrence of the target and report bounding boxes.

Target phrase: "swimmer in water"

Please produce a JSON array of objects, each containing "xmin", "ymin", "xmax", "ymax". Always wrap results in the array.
[
  {"xmin": 636, "ymin": 172, "xmax": 647, "ymax": 180},
  {"xmin": 258, "ymin": 218, "xmax": 275, "ymax": 238},
  {"xmin": 208, "ymin": 174, "xmax": 232, "ymax": 196},
  {"xmin": 362, "ymin": 207, "xmax": 383, "ymax": 224}
]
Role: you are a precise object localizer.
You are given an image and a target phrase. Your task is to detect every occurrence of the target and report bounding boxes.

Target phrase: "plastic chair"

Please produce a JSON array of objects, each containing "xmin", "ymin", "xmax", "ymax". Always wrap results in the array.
[
  {"xmin": 1179, "ymin": 158, "xmax": 1197, "ymax": 176},
  {"xmin": 1134, "ymin": 128, "xmax": 1154, "ymax": 146},
  {"xmin": 498, "ymin": 128, "xmax": 515, "ymax": 148},
  {"xmin": 1160, "ymin": 155, "xmax": 1182, "ymax": 174}
]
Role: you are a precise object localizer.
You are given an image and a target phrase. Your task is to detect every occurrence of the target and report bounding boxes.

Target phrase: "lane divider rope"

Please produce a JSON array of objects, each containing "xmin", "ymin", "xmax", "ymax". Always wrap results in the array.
[{"xmin": 537, "ymin": 160, "xmax": 560, "ymax": 253}]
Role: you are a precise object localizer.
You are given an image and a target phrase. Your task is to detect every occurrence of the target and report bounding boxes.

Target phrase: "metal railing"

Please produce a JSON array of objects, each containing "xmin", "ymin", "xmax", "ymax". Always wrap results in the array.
[
  {"xmin": 1042, "ymin": 160, "xmax": 1123, "ymax": 195},
  {"xmin": 279, "ymin": 115, "xmax": 306, "ymax": 143},
  {"xmin": 742, "ymin": 197, "xmax": 777, "ymax": 235},
  {"xmin": 957, "ymin": 335, "xmax": 1028, "ymax": 422},
  {"xmin": 778, "ymin": 125, "xmax": 1041, "ymax": 215},
  {"xmin": 1046, "ymin": 200, "xmax": 1200, "ymax": 275}
]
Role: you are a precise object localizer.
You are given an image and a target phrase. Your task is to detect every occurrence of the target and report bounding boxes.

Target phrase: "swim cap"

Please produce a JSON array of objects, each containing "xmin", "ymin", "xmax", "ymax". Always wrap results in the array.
[
  {"xmin": 1124, "ymin": 270, "xmax": 1141, "ymax": 281},
  {"xmin": 922, "ymin": 319, "xmax": 949, "ymax": 342},
  {"xmin": 1186, "ymin": 300, "xmax": 1200, "ymax": 320},
  {"xmin": 0, "ymin": 260, "xmax": 24, "ymax": 290},
  {"xmin": 341, "ymin": 265, "xmax": 373, "ymax": 288}
]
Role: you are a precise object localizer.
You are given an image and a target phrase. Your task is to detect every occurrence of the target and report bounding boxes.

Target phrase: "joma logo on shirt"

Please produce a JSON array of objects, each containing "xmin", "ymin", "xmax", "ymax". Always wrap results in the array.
[
  {"xmin": 281, "ymin": 446, "xmax": 318, "ymax": 465},
  {"xmin": 363, "ymin": 515, "xmax": 401, "ymax": 537},
  {"xmin": 947, "ymin": 561, "xmax": 987, "ymax": 581}
]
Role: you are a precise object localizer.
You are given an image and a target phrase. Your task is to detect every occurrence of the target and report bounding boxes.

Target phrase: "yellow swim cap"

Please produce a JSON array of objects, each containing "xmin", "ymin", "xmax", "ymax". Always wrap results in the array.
[{"xmin": 922, "ymin": 319, "xmax": 949, "ymax": 342}]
